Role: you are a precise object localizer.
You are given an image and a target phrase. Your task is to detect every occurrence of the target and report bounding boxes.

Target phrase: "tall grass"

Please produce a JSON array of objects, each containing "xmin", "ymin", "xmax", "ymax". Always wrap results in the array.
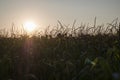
[{"xmin": 0, "ymin": 19, "xmax": 120, "ymax": 80}]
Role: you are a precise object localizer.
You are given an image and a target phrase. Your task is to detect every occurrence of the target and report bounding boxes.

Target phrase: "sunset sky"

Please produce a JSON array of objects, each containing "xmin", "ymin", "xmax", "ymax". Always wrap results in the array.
[{"xmin": 0, "ymin": 0, "xmax": 120, "ymax": 30}]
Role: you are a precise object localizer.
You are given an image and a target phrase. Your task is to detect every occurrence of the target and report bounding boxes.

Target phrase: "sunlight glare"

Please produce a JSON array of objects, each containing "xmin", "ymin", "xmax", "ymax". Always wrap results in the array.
[{"xmin": 24, "ymin": 21, "xmax": 36, "ymax": 33}]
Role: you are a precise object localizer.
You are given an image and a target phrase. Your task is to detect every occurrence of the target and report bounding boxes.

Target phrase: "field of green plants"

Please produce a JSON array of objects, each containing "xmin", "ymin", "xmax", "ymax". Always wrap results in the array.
[{"xmin": 0, "ymin": 19, "xmax": 120, "ymax": 80}]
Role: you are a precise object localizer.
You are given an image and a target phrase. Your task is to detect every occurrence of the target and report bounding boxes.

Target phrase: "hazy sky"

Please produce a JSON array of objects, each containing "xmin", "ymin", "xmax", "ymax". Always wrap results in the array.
[{"xmin": 0, "ymin": 0, "xmax": 120, "ymax": 29}]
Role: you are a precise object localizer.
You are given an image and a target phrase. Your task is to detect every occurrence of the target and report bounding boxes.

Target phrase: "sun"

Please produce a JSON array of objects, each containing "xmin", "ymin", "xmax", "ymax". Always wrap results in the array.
[{"xmin": 23, "ymin": 21, "xmax": 36, "ymax": 33}]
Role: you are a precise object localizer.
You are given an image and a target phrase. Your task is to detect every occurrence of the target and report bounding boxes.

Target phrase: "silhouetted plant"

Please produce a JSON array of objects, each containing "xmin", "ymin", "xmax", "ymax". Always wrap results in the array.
[{"xmin": 0, "ymin": 19, "xmax": 119, "ymax": 80}]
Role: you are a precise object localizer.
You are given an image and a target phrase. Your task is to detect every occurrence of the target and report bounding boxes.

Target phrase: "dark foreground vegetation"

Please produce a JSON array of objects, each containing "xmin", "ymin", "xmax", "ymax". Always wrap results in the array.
[{"xmin": 0, "ymin": 19, "xmax": 120, "ymax": 80}]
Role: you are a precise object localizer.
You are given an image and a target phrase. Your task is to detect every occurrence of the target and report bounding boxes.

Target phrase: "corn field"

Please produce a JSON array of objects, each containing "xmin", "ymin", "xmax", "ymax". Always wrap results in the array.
[{"xmin": 0, "ymin": 19, "xmax": 120, "ymax": 80}]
